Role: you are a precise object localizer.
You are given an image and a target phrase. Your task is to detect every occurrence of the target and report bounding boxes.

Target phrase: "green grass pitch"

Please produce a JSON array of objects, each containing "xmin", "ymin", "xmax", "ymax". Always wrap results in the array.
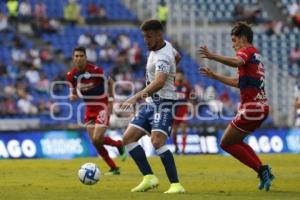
[{"xmin": 1, "ymin": 154, "xmax": 299, "ymax": 200}]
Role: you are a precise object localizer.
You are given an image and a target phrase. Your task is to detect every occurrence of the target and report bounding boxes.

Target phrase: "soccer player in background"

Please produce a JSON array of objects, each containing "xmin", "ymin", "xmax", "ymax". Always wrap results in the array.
[
  {"xmin": 294, "ymin": 96, "xmax": 300, "ymax": 127},
  {"xmin": 172, "ymin": 69, "xmax": 192, "ymax": 154},
  {"xmin": 120, "ymin": 19, "xmax": 185, "ymax": 193},
  {"xmin": 67, "ymin": 47, "xmax": 126, "ymax": 175},
  {"xmin": 198, "ymin": 22, "xmax": 274, "ymax": 191}
]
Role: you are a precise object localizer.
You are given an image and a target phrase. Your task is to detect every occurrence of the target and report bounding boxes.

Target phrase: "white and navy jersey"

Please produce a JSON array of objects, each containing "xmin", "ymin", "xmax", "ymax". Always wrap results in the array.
[{"xmin": 146, "ymin": 40, "xmax": 177, "ymax": 100}]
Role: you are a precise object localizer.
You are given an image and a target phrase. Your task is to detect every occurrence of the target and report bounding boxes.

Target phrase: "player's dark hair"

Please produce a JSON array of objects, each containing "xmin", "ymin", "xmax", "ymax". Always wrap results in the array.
[
  {"xmin": 140, "ymin": 19, "xmax": 163, "ymax": 31},
  {"xmin": 231, "ymin": 21, "xmax": 253, "ymax": 43},
  {"xmin": 73, "ymin": 46, "xmax": 86, "ymax": 56}
]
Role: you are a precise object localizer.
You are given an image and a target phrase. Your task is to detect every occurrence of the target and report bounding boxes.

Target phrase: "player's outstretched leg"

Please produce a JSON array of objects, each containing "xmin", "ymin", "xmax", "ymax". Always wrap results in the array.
[
  {"xmin": 103, "ymin": 136, "xmax": 127, "ymax": 161},
  {"xmin": 104, "ymin": 167, "xmax": 121, "ymax": 175},
  {"xmin": 117, "ymin": 144, "xmax": 127, "ymax": 161},
  {"xmin": 258, "ymin": 165, "xmax": 274, "ymax": 191},
  {"xmin": 97, "ymin": 146, "xmax": 121, "ymax": 175}
]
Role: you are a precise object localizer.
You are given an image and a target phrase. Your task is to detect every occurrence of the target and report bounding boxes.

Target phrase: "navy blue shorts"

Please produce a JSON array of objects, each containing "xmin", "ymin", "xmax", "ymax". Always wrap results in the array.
[{"xmin": 130, "ymin": 99, "xmax": 175, "ymax": 136}]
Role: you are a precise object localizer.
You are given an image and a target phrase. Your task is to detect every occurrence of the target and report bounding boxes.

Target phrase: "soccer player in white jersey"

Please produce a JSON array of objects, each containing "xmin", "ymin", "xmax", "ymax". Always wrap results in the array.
[{"xmin": 120, "ymin": 19, "xmax": 185, "ymax": 193}]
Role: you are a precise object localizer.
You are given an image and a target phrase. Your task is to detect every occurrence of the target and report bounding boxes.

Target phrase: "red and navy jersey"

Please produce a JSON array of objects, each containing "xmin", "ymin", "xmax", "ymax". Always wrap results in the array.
[
  {"xmin": 175, "ymin": 81, "xmax": 191, "ymax": 102},
  {"xmin": 66, "ymin": 63, "xmax": 107, "ymax": 102},
  {"xmin": 236, "ymin": 46, "xmax": 268, "ymax": 105}
]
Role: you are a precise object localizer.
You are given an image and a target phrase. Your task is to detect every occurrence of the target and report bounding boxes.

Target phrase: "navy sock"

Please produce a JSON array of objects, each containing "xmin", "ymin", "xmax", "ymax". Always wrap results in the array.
[
  {"xmin": 157, "ymin": 146, "xmax": 179, "ymax": 183},
  {"xmin": 127, "ymin": 144, "xmax": 153, "ymax": 176}
]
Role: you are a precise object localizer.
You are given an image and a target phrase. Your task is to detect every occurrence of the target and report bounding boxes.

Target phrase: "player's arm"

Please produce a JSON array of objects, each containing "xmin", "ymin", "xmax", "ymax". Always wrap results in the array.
[
  {"xmin": 120, "ymin": 72, "xmax": 167, "ymax": 111},
  {"xmin": 199, "ymin": 67, "xmax": 239, "ymax": 88},
  {"xmin": 120, "ymin": 57, "xmax": 170, "ymax": 110},
  {"xmin": 69, "ymin": 87, "xmax": 78, "ymax": 101},
  {"xmin": 66, "ymin": 72, "xmax": 78, "ymax": 101},
  {"xmin": 134, "ymin": 56, "xmax": 171, "ymax": 100},
  {"xmin": 136, "ymin": 72, "xmax": 167, "ymax": 99},
  {"xmin": 198, "ymin": 46, "xmax": 243, "ymax": 68},
  {"xmin": 107, "ymin": 76, "xmax": 114, "ymax": 100},
  {"xmin": 125, "ymin": 72, "xmax": 167, "ymax": 105},
  {"xmin": 173, "ymin": 48, "xmax": 181, "ymax": 65}
]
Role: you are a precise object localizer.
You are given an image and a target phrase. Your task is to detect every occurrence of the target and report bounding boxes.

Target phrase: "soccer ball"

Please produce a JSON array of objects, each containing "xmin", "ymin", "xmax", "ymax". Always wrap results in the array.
[{"xmin": 78, "ymin": 163, "xmax": 101, "ymax": 185}]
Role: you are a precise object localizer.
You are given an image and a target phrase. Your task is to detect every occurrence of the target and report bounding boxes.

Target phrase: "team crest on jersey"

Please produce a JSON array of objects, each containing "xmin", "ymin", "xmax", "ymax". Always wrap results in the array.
[
  {"xmin": 97, "ymin": 110, "xmax": 107, "ymax": 123},
  {"xmin": 254, "ymin": 53, "xmax": 262, "ymax": 62},
  {"xmin": 83, "ymin": 72, "xmax": 91, "ymax": 79},
  {"xmin": 156, "ymin": 59, "xmax": 170, "ymax": 73},
  {"xmin": 237, "ymin": 109, "xmax": 246, "ymax": 119},
  {"xmin": 158, "ymin": 59, "xmax": 170, "ymax": 65},
  {"xmin": 157, "ymin": 63, "xmax": 167, "ymax": 71}
]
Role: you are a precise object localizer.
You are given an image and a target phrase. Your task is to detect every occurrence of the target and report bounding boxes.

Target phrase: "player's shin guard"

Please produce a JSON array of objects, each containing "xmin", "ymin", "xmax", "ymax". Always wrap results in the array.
[
  {"xmin": 156, "ymin": 145, "xmax": 179, "ymax": 183},
  {"xmin": 126, "ymin": 142, "xmax": 153, "ymax": 175}
]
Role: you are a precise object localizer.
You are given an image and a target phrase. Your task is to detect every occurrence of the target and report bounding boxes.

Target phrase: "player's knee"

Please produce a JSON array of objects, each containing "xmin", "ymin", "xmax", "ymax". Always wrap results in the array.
[
  {"xmin": 92, "ymin": 136, "xmax": 103, "ymax": 147},
  {"xmin": 152, "ymin": 141, "xmax": 162, "ymax": 149},
  {"xmin": 220, "ymin": 140, "xmax": 229, "ymax": 150},
  {"xmin": 151, "ymin": 139, "xmax": 164, "ymax": 149},
  {"xmin": 122, "ymin": 133, "xmax": 134, "ymax": 146},
  {"xmin": 122, "ymin": 136, "xmax": 129, "ymax": 146}
]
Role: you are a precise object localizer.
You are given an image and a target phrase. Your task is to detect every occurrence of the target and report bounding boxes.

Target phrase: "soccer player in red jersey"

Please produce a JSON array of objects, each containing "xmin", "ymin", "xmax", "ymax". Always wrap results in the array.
[
  {"xmin": 294, "ymin": 96, "xmax": 300, "ymax": 127},
  {"xmin": 67, "ymin": 47, "xmax": 126, "ymax": 175},
  {"xmin": 198, "ymin": 22, "xmax": 274, "ymax": 191},
  {"xmin": 172, "ymin": 70, "xmax": 192, "ymax": 154}
]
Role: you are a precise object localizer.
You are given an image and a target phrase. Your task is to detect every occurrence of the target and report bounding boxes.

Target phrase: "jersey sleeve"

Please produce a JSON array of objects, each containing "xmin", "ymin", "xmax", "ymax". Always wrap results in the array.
[
  {"xmin": 236, "ymin": 47, "xmax": 253, "ymax": 64},
  {"xmin": 172, "ymin": 48, "xmax": 179, "ymax": 57},
  {"xmin": 94, "ymin": 66, "xmax": 104, "ymax": 75},
  {"xmin": 66, "ymin": 71, "xmax": 77, "ymax": 95},
  {"xmin": 66, "ymin": 71, "xmax": 75, "ymax": 88},
  {"xmin": 155, "ymin": 55, "xmax": 171, "ymax": 74}
]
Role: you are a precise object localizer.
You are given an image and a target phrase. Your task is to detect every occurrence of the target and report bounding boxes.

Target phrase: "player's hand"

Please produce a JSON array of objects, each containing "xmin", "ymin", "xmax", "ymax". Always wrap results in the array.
[
  {"xmin": 77, "ymin": 82, "xmax": 94, "ymax": 91},
  {"xmin": 120, "ymin": 97, "xmax": 137, "ymax": 112},
  {"xmin": 199, "ymin": 67, "xmax": 215, "ymax": 79},
  {"xmin": 70, "ymin": 94, "xmax": 78, "ymax": 101},
  {"xmin": 198, "ymin": 46, "xmax": 214, "ymax": 60}
]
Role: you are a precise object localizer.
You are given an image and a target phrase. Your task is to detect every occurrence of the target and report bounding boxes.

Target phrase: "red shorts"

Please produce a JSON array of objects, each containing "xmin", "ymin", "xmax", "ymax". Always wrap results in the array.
[
  {"xmin": 173, "ymin": 105, "xmax": 189, "ymax": 125},
  {"xmin": 84, "ymin": 101, "xmax": 109, "ymax": 126},
  {"xmin": 231, "ymin": 103, "xmax": 269, "ymax": 133}
]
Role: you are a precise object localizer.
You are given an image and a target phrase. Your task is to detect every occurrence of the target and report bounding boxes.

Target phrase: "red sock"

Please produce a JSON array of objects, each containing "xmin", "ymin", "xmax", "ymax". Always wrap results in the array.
[
  {"xmin": 182, "ymin": 134, "xmax": 187, "ymax": 153},
  {"xmin": 221, "ymin": 142, "xmax": 261, "ymax": 172},
  {"xmin": 98, "ymin": 146, "xmax": 117, "ymax": 169},
  {"xmin": 239, "ymin": 142, "xmax": 262, "ymax": 166},
  {"xmin": 103, "ymin": 136, "xmax": 122, "ymax": 147},
  {"xmin": 172, "ymin": 132, "xmax": 178, "ymax": 149}
]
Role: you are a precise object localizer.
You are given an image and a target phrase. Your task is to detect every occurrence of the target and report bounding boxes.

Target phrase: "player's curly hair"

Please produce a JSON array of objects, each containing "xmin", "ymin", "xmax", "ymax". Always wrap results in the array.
[
  {"xmin": 140, "ymin": 19, "xmax": 163, "ymax": 31},
  {"xmin": 231, "ymin": 21, "xmax": 253, "ymax": 44}
]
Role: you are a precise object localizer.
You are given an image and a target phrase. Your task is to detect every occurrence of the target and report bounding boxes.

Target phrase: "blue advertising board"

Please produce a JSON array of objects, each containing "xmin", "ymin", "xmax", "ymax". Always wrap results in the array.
[
  {"xmin": 0, "ymin": 128, "xmax": 299, "ymax": 159},
  {"xmin": 0, "ymin": 130, "xmax": 96, "ymax": 159}
]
